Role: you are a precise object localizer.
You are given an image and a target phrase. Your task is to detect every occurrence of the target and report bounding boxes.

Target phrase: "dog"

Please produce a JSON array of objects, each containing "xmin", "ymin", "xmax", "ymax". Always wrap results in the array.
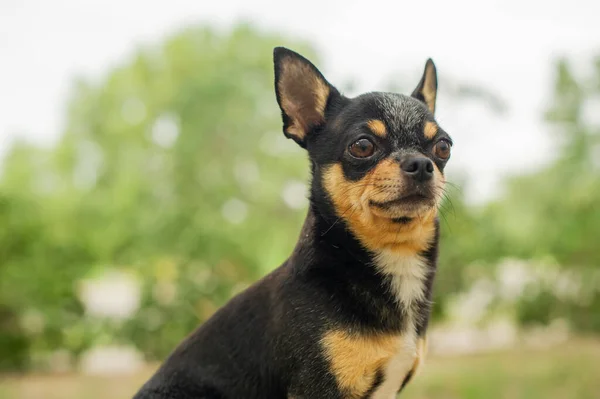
[{"xmin": 133, "ymin": 47, "xmax": 452, "ymax": 399}]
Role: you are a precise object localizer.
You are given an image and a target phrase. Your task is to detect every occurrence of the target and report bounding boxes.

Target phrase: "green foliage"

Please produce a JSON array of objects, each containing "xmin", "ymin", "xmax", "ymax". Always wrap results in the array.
[{"xmin": 488, "ymin": 58, "xmax": 600, "ymax": 330}]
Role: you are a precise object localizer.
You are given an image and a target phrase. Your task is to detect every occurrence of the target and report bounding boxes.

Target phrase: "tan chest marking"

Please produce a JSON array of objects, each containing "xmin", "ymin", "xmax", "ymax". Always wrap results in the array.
[
  {"xmin": 368, "ymin": 332, "xmax": 417, "ymax": 399},
  {"xmin": 321, "ymin": 331, "xmax": 404, "ymax": 398},
  {"xmin": 322, "ymin": 331, "xmax": 428, "ymax": 399}
]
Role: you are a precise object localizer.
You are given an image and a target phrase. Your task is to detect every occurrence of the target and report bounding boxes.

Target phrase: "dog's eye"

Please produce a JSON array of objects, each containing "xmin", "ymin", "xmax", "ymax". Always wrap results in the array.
[
  {"xmin": 348, "ymin": 138, "xmax": 375, "ymax": 158},
  {"xmin": 433, "ymin": 139, "xmax": 451, "ymax": 160}
]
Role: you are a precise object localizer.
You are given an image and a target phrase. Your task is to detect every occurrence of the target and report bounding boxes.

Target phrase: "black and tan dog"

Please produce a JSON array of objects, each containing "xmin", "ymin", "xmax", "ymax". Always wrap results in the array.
[{"xmin": 134, "ymin": 47, "xmax": 452, "ymax": 399}]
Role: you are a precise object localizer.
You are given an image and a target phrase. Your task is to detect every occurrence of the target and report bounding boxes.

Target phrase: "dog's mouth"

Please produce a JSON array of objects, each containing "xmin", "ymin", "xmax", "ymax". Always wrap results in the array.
[
  {"xmin": 368, "ymin": 190, "xmax": 436, "ymax": 222},
  {"xmin": 390, "ymin": 216, "xmax": 414, "ymax": 224},
  {"xmin": 369, "ymin": 193, "xmax": 433, "ymax": 209}
]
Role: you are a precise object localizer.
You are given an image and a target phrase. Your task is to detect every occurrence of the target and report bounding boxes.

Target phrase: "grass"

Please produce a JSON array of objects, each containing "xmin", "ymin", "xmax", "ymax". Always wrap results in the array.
[
  {"xmin": 402, "ymin": 338, "xmax": 600, "ymax": 399},
  {"xmin": 1, "ymin": 339, "xmax": 599, "ymax": 399}
]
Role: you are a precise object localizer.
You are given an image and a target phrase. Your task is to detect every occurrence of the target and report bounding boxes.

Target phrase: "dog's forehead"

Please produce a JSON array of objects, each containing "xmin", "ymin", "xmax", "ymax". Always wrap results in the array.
[
  {"xmin": 343, "ymin": 93, "xmax": 429, "ymax": 134},
  {"xmin": 373, "ymin": 93, "xmax": 427, "ymax": 131}
]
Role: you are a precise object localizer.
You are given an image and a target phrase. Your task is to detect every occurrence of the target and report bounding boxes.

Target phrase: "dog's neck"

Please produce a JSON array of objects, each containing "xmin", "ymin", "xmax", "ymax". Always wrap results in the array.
[
  {"xmin": 288, "ymin": 205, "xmax": 439, "ymax": 332},
  {"xmin": 292, "ymin": 204, "xmax": 438, "ymax": 264},
  {"xmin": 291, "ymin": 205, "xmax": 372, "ymax": 267},
  {"xmin": 289, "ymin": 204, "xmax": 439, "ymax": 280}
]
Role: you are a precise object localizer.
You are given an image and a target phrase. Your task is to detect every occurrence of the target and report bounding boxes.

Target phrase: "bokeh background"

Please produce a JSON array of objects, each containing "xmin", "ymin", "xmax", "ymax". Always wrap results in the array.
[{"xmin": 1, "ymin": 1, "xmax": 600, "ymax": 398}]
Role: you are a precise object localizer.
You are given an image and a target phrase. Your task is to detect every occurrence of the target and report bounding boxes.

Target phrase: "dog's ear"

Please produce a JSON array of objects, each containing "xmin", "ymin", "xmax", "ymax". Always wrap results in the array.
[
  {"xmin": 411, "ymin": 59, "xmax": 437, "ymax": 115},
  {"xmin": 273, "ymin": 47, "xmax": 339, "ymax": 148}
]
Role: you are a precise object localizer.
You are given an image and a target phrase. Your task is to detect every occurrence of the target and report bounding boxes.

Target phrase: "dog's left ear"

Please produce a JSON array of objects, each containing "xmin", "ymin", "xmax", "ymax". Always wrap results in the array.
[
  {"xmin": 273, "ymin": 47, "xmax": 339, "ymax": 148},
  {"xmin": 411, "ymin": 59, "xmax": 437, "ymax": 115}
]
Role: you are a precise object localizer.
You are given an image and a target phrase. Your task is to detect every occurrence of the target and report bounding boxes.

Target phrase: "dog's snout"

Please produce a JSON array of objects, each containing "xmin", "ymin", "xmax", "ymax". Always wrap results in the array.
[{"xmin": 401, "ymin": 157, "xmax": 434, "ymax": 182}]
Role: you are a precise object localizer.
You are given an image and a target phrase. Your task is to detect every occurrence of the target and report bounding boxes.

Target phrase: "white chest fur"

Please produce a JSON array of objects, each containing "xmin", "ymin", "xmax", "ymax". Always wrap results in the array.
[
  {"xmin": 370, "ymin": 251, "xmax": 429, "ymax": 399},
  {"xmin": 375, "ymin": 250, "xmax": 429, "ymax": 309}
]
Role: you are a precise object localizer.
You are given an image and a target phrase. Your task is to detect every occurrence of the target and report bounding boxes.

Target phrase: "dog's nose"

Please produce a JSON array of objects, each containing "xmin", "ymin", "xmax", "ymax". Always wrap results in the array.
[{"xmin": 401, "ymin": 157, "xmax": 434, "ymax": 182}]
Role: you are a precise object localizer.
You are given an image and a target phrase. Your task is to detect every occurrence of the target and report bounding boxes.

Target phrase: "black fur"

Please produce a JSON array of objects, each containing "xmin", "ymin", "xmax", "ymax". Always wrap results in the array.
[{"xmin": 134, "ymin": 47, "xmax": 452, "ymax": 399}]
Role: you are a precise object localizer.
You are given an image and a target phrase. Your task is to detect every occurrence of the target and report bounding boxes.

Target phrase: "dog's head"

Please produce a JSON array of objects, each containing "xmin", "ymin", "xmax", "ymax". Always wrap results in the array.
[{"xmin": 273, "ymin": 47, "xmax": 452, "ymax": 254}]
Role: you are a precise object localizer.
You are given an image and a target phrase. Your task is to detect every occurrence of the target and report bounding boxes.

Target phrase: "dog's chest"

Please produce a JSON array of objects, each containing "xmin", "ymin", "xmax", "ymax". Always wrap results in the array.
[
  {"xmin": 322, "ymin": 252, "xmax": 428, "ymax": 398},
  {"xmin": 368, "ymin": 330, "xmax": 417, "ymax": 399},
  {"xmin": 321, "ymin": 330, "xmax": 418, "ymax": 399},
  {"xmin": 370, "ymin": 251, "xmax": 428, "ymax": 398},
  {"xmin": 375, "ymin": 250, "xmax": 429, "ymax": 312}
]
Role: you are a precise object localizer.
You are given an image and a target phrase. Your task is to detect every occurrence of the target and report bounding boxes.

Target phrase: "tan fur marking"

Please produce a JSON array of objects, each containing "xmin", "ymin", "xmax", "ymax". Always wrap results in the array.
[
  {"xmin": 322, "ymin": 162, "xmax": 443, "ymax": 254},
  {"xmin": 367, "ymin": 119, "xmax": 387, "ymax": 137},
  {"xmin": 322, "ymin": 331, "xmax": 401, "ymax": 398},
  {"xmin": 423, "ymin": 121, "xmax": 438, "ymax": 140},
  {"xmin": 278, "ymin": 58, "xmax": 330, "ymax": 140}
]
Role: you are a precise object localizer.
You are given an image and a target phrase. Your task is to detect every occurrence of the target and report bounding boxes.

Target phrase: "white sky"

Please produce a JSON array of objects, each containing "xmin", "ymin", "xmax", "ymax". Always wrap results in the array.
[{"xmin": 1, "ymin": 0, "xmax": 599, "ymax": 203}]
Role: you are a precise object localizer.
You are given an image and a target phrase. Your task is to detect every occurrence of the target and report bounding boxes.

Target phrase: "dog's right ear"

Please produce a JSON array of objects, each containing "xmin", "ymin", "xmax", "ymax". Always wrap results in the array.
[{"xmin": 273, "ymin": 47, "xmax": 339, "ymax": 148}]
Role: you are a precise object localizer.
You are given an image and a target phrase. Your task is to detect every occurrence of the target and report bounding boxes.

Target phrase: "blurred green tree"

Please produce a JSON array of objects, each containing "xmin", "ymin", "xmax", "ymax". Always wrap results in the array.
[{"xmin": 498, "ymin": 58, "xmax": 600, "ymax": 331}]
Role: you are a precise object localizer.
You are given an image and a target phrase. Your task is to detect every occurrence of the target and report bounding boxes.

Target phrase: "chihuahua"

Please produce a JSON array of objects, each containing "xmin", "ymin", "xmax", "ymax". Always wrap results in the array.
[{"xmin": 134, "ymin": 47, "xmax": 452, "ymax": 399}]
